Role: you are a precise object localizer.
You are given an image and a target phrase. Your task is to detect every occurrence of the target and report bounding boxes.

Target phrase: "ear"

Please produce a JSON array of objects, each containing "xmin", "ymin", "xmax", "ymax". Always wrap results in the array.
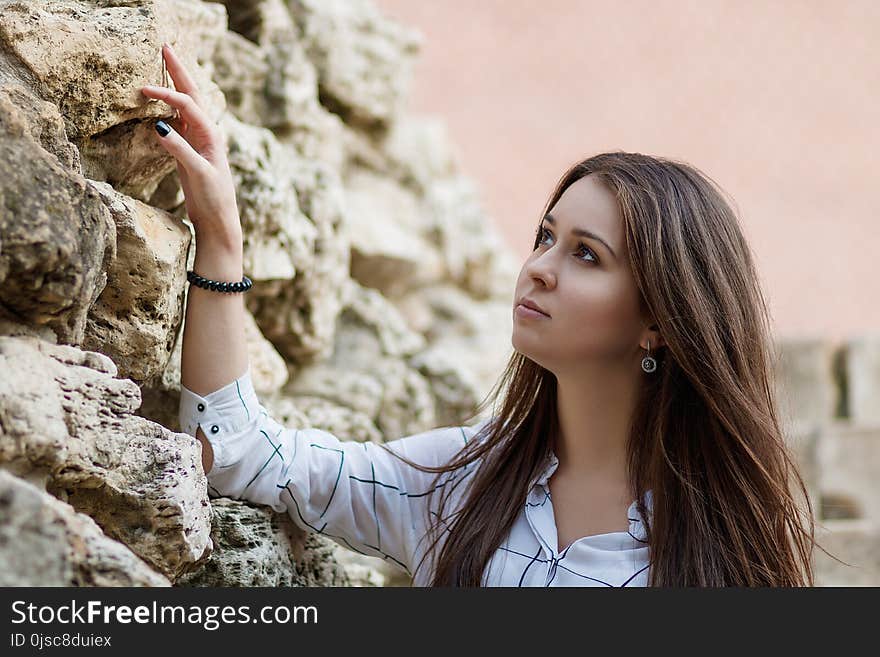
[{"xmin": 640, "ymin": 323, "xmax": 666, "ymax": 351}]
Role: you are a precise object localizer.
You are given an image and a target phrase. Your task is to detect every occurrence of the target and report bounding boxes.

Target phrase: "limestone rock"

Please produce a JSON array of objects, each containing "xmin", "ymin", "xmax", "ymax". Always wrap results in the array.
[
  {"xmin": 379, "ymin": 115, "xmax": 461, "ymax": 194},
  {"xmin": 773, "ymin": 338, "xmax": 839, "ymax": 430},
  {"xmin": 372, "ymin": 357, "xmax": 436, "ymax": 440},
  {"xmin": 281, "ymin": 360, "xmax": 436, "ymax": 444},
  {"xmin": 0, "ymin": 336, "xmax": 212, "ymax": 581},
  {"xmin": 0, "ymin": 320, "xmax": 57, "ymax": 344},
  {"xmin": 177, "ymin": 497, "xmax": 352, "ymax": 587},
  {"xmin": 261, "ymin": 380, "xmax": 385, "ymax": 445},
  {"xmin": 212, "ymin": 29, "xmax": 276, "ymax": 127},
  {"xmin": 0, "ymin": 95, "xmax": 116, "ymax": 346},
  {"xmin": 217, "ymin": 0, "xmax": 298, "ymax": 47},
  {"xmin": 407, "ymin": 348, "xmax": 482, "ymax": 429},
  {"xmin": 305, "ymin": 532, "xmax": 385, "ymax": 586},
  {"xmin": 783, "ymin": 420, "xmax": 822, "ymax": 524},
  {"xmin": 288, "ymin": 0, "xmax": 422, "ymax": 131},
  {"xmin": 284, "ymin": 394, "xmax": 384, "ymax": 445},
  {"xmin": 0, "ymin": 469, "xmax": 169, "ymax": 586},
  {"xmin": 211, "ymin": 1, "xmax": 348, "ymax": 170},
  {"xmin": 394, "ymin": 284, "xmax": 515, "ymax": 402},
  {"xmin": 221, "ymin": 113, "xmax": 350, "ymax": 362},
  {"xmin": 278, "ymin": 280, "xmax": 440, "ymax": 438},
  {"xmin": 83, "ymin": 180, "xmax": 191, "ymax": 386},
  {"xmin": 270, "ymin": 279, "xmax": 473, "ymax": 440},
  {"xmin": 257, "ymin": 395, "xmax": 310, "ymax": 432},
  {"xmin": 329, "ymin": 546, "xmax": 389, "ymax": 587},
  {"xmin": 221, "ymin": 114, "xmax": 316, "ymax": 281},
  {"xmin": 335, "ymin": 279, "xmax": 426, "ymax": 363},
  {"xmin": 375, "ymin": 117, "xmax": 522, "ymax": 302},
  {"xmin": 843, "ymin": 337, "xmax": 880, "ymax": 425},
  {"xmin": 814, "ymin": 519, "xmax": 880, "ymax": 586},
  {"xmin": 344, "ymin": 167, "xmax": 445, "ymax": 298},
  {"xmin": 283, "ymin": 365, "xmax": 384, "ymax": 420},
  {"xmin": 147, "ymin": 167, "xmax": 186, "ymax": 214},
  {"xmin": 414, "ymin": 334, "xmax": 512, "ymax": 424},
  {"xmin": 0, "ymin": 81, "xmax": 81, "ymax": 172},
  {"xmin": 243, "ymin": 308, "xmax": 290, "ymax": 395},
  {"xmin": 817, "ymin": 420, "xmax": 880, "ymax": 525},
  {"xmin": 0, "ymin": 0, "xmax": 229, "ymax": 200},
  {"xmin": 423, "ymin": 175, "xmax": 520, "ymax": 301}
]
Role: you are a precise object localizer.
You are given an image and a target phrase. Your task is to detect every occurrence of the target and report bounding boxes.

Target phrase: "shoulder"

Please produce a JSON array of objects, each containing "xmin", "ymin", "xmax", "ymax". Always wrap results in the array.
[{"xmin": 381, "ymin": 415, "xmax": 495, "ymax": 468}]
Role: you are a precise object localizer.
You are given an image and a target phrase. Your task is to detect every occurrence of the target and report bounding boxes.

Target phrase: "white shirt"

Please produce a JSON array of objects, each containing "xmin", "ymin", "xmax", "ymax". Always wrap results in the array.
[{"xmin": 179, "ymin": 368, "xmax": 652, "ymax": 586}]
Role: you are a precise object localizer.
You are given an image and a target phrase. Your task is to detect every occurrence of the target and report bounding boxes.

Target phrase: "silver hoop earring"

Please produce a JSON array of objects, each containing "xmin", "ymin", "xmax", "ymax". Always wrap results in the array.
[{"xmin": 641, "ymin": 339, "xmax": 657, "ymax": 373}]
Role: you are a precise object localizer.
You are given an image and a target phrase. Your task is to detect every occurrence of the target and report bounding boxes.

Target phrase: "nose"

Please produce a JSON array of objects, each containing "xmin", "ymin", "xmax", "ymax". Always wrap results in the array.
[{"xmin": 524, "ymin": 247, "xmax": 558, "ymax": 290}]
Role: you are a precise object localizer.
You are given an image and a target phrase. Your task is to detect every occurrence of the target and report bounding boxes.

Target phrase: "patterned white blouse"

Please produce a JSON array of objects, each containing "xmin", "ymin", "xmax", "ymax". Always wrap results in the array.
[{"xmin": 179, "ymin": 367, "xmax": 652, "ymax": 587}]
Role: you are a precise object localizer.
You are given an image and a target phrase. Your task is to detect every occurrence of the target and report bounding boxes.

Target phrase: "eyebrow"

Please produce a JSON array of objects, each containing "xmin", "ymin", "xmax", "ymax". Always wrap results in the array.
[{"xmin": 543, "ymin": 213, "xmax": 616, "ymax": 259}]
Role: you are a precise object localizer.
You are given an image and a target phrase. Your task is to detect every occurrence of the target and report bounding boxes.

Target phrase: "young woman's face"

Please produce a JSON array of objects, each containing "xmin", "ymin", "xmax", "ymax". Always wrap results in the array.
[{"xmin": 512, "ymin": 174, "xmax": 648, "ymax": 374}]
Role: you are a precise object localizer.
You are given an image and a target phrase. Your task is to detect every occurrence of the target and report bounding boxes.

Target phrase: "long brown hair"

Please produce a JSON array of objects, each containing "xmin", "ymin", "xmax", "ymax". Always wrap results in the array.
[{"xmin": 383, "ymin": 151, "xmax": 834, "ymax": 586}]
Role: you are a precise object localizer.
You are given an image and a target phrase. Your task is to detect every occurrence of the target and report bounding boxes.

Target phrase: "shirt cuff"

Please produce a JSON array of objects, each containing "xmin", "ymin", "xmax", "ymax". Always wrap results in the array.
[{"xmin": 178, "ymin": 367, "xmax": 261, "ymax": 469}]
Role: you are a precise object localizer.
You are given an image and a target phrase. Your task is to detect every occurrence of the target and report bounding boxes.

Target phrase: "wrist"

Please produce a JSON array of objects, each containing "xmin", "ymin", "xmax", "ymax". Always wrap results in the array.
[
  {"xmin": 194, "ymin": 226, "xmax": 242, "ymax": 255},
  {"xmin": 192, "ymin": 214, "xmax": 243, "ymax": 250},
  {"xmin": 192, "ymin": 246, "xmax": 244, "ymax": 282}
]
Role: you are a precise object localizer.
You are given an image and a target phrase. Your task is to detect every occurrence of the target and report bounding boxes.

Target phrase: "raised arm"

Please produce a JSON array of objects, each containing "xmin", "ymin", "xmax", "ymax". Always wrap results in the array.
[
  {"xmin": 142, "ymin": 43, "xmax": 248, "ymax": 473},
  {"xmin": 144, "ymin": 44, "xmax": 490, "ymax": 578}
]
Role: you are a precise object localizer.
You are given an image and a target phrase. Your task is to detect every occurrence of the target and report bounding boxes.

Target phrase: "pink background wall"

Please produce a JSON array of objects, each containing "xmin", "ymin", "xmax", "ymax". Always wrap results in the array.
[{"xmin": 374, "ymin": 0, "xmax": 879, "ymax": 342}]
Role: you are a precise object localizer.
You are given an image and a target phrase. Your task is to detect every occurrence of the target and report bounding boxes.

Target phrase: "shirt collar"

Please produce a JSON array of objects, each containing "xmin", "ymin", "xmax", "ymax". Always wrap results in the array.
[
  {"xmin": 530, "ymin": 449, "xmax": 560, "ymax": 488},
  {"xmin": 530, "ymin": 449, "xmax": 654, "ymax": 540}
]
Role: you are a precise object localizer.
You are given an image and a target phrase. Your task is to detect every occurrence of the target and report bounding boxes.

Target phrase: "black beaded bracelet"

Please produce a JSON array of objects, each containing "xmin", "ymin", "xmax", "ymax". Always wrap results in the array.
[{"xmin": 186, "ymin": 270, "xmax": 253, "ymax": 294}]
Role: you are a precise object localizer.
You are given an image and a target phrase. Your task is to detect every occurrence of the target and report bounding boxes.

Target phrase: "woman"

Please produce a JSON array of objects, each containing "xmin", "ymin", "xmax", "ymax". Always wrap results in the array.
[{"xmin": 144, "ymin": 44, "xmax": 820, "ymax": 586}]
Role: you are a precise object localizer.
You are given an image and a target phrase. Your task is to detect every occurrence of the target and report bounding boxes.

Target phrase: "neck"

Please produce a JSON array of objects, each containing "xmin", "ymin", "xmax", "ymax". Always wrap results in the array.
[{"xmin": 551, "ymin": 362, "xmax": 641, "ymax": 487}]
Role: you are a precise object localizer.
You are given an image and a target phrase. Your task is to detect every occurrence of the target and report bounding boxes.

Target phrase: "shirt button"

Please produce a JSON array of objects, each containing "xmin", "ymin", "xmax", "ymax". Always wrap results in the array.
[
  {"xmin": 197, "ymin": 403, "xmax": 205, "ymax": 412},
  {"xmin": 210, "ymin": 425, "xmax": 219, "ymax": 434}
]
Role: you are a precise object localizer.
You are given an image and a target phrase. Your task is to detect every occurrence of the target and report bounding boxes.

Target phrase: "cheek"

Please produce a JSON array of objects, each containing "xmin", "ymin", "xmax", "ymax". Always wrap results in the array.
[
  {"xmin": 559, "ymin": 279, "xmax": 643, "ymax": 345},
  {"xmin": 567, "ymin": 278, "xmax": 633, "ymax": 321}
]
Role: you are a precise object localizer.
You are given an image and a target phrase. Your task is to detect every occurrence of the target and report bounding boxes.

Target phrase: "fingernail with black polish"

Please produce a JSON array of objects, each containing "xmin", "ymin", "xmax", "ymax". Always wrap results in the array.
[{"xmin": 155, "ymin": 120, "xmax": 171, "ymax": 137}]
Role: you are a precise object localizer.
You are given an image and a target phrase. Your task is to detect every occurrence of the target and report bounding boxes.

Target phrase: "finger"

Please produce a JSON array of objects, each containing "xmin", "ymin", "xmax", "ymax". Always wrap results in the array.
[
  {"xmin": 141, "ymin": 85, "xmax": 213, "ymax": 137},
  {"xmin": 161, "ymin": 43, "xmax": 204, "ymax": 106},
  {"xmin": 153, "ymin": 119, "xmax": 209, "ymax": 175},
  {"xmin": 169, "ymin": 114, "xmax": 189, "ymax": 136}
]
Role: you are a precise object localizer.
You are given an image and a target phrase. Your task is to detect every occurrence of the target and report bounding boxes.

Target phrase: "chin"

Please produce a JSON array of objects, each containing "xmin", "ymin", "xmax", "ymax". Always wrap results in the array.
[
  {"xmin": 511, "ymin": 332, "xmax": 544, "ymax": 366},
  {"xmin": 513, "ymin": 329, "xmax": 565, "ymax": 372}
]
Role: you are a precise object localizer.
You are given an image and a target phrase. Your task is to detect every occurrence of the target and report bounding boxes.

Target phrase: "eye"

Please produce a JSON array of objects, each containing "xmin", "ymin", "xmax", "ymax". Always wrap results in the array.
[{"xmin": 535, "ymin": 226, "xmax": 599, "ymax": 264}]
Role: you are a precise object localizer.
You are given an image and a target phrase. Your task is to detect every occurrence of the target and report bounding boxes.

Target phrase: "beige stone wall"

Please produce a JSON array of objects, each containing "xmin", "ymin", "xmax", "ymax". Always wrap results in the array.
[
  {"xmin": 773, "ymin": 337, "xmax": 880, "ymax": 585},
  {"xmin": 0, "ymin": 0, "xmax": 516, "ymax": 587}
]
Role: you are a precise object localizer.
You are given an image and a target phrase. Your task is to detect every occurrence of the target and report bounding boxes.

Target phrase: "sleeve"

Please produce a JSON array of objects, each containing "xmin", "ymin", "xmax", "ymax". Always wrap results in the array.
[{"xmin": 178, "ymin": 366, "xmax": 488, "ymax": 577}]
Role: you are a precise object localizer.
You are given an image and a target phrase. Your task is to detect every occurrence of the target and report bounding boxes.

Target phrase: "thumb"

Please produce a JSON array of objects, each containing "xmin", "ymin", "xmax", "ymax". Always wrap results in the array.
[{"xmin": 153, "ymin": 119, "xmax": 206, "ymax": 175}]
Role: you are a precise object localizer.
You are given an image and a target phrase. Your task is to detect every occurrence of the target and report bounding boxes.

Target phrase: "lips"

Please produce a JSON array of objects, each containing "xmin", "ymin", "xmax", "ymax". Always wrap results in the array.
[{"xmin": 517, "ymin": 296, "xmax": 550, "ymax": 317}]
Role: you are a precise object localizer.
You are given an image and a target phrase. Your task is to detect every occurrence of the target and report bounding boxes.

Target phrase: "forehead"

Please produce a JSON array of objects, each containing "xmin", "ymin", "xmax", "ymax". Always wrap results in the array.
[{"xmin": 549, "ymin": 175, "xmax": 623, "ymax": 247}]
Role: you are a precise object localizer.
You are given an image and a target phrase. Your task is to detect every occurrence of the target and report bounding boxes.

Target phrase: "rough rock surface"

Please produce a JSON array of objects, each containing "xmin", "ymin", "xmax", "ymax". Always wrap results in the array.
[
  {"xmin": 0, "ymin": 0, "xmax": 517, "ymax": 587},
  {"xmin": 288, "ymin": 0, "xmax": 422, "ymax": 130},
  {"xmin": 0, "ymin": 83, "xmax": 116, "ymax": 345},
  {"xmin": 83, "ymin": 180, "xmax": 191, "ymax": 386},
  {"xmin": 0, "ymin": 0, "xmax": 229, "ymax": 200},
  {"xmin": 0, "ymin": 336, "xmax": 212, "ymax": 581},
  {"xmin": 176, "ymin": 498, "xmax": 355, "ymax": 587},
  {"xmin": 0, "ymin": 469, "xmax": 170, "ymax": 586}
]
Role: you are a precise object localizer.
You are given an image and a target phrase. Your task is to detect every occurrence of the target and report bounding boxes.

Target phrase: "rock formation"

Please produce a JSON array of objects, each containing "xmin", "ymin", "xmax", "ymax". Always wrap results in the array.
[{"xmin": 0, "ymin": 0, "xmax": 516, "ymax": 587}]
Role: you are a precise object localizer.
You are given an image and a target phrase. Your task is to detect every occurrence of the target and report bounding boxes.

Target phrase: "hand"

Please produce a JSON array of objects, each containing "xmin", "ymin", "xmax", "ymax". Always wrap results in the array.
[{"xmin": 141, "ymin": 43, "xmax": 241, "ymax": 250}]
